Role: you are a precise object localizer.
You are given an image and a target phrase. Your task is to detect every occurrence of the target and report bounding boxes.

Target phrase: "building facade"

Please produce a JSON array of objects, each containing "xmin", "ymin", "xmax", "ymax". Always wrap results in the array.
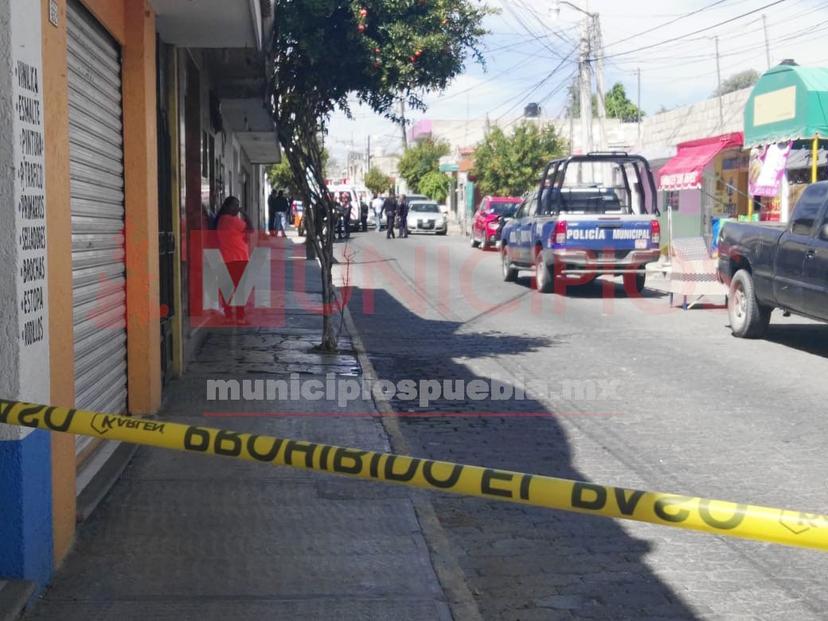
[{"xmin": 0, "ymin": 0, "xmax": 278, "ymax": 598}]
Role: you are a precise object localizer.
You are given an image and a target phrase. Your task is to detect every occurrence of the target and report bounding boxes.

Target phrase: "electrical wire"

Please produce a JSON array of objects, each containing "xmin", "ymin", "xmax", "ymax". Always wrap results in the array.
[
  {"xmin": 619, "ymin": 18, "xmax": 828, "ymax": 81},
  {"xmin": 607, "ymin": 3, "xmax": 828, "ymax": 69},
  {"xmin": 593, "ymin": 0, "xmax": 789, "ymax": 61},
  {"xmin": 603, "ymin": 0, "xmax": 732, "ymax": 49},
  {"xmin": 492, "ymin": 52, "xmax": 577, "ymax": 122},
  {"xmin": 497, "ymin": 68, "xmax": 578, "ymax": 129},
  {"xmin": 501, "ymin": 1, "xmax": 573, "ymax": 61}
]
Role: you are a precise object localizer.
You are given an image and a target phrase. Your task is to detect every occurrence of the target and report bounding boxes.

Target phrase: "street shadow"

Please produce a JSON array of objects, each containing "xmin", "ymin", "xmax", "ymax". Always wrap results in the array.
[
  {"xmin": 346, "ymin": 285, "xmax": 695, "ymax": 619},
  {"xmin": 762, "ymin": 323, "xmax": 828, "ymax": 358},
  {"xmin": 513, "ymin": 274, "xmax": 668, "ymax": 300}
]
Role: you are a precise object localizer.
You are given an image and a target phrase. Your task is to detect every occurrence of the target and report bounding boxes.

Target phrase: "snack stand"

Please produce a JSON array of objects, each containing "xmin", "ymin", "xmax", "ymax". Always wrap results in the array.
[{"xmin": 743, "ymin": 62, "xmax": 828, "ymax": 221}]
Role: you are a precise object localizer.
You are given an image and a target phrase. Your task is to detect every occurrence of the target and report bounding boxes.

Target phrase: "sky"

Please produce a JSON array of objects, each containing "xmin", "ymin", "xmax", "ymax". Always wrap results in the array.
[{"xmin": 326, "ymin": 0, "xmax": 828, "ymax": 164}]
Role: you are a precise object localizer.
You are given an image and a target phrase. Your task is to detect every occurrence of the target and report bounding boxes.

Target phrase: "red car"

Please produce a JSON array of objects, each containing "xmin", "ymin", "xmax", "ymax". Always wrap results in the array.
[{"xmin": 470, "ymin": 196, "xmax": 523, "ymax": 250}]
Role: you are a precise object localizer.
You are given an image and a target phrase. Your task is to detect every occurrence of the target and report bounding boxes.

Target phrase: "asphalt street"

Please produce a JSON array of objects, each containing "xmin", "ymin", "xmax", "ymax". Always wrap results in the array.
[{"xmin": 335, "ymin": 229, "xmax": 828, "ymax": 620}]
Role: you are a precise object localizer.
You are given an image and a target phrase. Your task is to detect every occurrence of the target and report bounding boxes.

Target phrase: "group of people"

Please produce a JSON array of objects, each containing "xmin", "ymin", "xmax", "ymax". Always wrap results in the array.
[
  {"xmin": 371, "ymin": 193, "xmax": 410, "ymax": 239},
  {"xmin": 267, "ymin": 189, "xmax": 291, "ymax": 238},
  {"xmin": 334, "ymin": 192, "xmax": 370, "ymax": 240},
  {"xmin": 214, "ymin": 188, "xmax": 414, "ymax": 324},
  {"xmin": 268, "ymin": 187, "xmax": 417, "ymax": 241}
]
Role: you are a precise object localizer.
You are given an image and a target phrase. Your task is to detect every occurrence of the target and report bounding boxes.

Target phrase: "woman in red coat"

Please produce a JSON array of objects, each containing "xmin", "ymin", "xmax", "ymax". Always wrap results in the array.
[{"xmin": 216, "ymin": 196, "xmax": 253, "ymax": 323}]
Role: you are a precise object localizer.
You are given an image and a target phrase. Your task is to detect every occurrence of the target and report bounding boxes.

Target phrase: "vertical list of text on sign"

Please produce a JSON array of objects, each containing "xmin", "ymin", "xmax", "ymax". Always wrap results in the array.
[{"xmin": 16, "ymin": 59, "xmax": 47, "ymax": 347}]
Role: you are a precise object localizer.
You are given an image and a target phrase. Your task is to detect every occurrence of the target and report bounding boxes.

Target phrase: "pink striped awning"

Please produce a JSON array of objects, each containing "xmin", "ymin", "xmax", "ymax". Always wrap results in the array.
[{"xmin": 658, "ymin": 132, "xmax": 743, "ymax": 191}]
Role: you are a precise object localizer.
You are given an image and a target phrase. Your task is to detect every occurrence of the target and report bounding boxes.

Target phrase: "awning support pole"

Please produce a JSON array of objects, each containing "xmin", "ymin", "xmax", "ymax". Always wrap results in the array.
[{"xmin": 813, "ymin": 135, "xmax": 819, "ymax": 184}]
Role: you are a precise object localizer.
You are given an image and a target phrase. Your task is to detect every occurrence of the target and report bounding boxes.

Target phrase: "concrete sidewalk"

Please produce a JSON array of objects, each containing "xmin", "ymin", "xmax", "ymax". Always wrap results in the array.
[{"xmin": 23, "ymin": 237, "xmax": 451, "ymax": 620}]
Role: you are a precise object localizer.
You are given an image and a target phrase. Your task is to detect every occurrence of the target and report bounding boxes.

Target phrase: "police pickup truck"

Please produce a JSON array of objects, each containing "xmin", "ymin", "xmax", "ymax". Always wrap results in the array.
[
  {"xmin": 500, "ymin": 153, "xmax": 661, "ymax": 294},
  {"xmin": 718, "ymin": 181, "xmax": 828, "ymax": 338}
]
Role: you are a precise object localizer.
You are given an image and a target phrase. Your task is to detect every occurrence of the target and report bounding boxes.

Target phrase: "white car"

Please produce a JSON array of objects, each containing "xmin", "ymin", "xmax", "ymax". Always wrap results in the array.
[{"xmin": 407, "ymin": 201, "xmax": 448, "ymax": 235}]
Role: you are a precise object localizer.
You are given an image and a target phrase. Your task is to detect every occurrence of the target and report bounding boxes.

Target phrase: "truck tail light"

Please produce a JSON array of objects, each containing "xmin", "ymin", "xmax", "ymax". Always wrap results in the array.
[
  {"xmin": 650, "ymin": 219, "xmax": 661, "ymax": 245},
  {"xmin": 552, "ymin": 220, "xmax": 567, "ymax": 245}
]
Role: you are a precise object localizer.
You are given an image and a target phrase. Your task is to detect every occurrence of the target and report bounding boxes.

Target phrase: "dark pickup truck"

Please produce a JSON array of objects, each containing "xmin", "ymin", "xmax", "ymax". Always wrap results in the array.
[{"xmin": 718, "ymin": 181, "xmax": 828, "ymax": 338}]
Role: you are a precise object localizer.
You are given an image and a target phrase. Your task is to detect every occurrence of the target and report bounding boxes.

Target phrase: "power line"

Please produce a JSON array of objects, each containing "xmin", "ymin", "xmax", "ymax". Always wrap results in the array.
[
  {"xmin": 593, "ymin": 0, "xmax": 789, "ymax": 61},
  {"xmin": 492, "ymin": 52, "xmax": 577, "ymax": 122},
  {"xmin": 512, "ymin": 0, "xmax": 578, "ymax": 48},
  {"xmin": 499, "ymin": 70, "xmax": 578, "ymax": 131},
  {"xmin": 605, "ymin": 3, "xmax": 828, "ymax": 68},
  {"xmin": 424, "ymin": 57, "xmax": 541, "ymax": 103},
  {"xmin": 604, "ymin": 0, "xmax": 731, "ymax": 49},
  {"xmin": 502, "ymin": 2, "xmax": 572, "ymax": 60},
  {"xmin": 616, "ymin": 18, "xmax": 828, "ymax": 79}
]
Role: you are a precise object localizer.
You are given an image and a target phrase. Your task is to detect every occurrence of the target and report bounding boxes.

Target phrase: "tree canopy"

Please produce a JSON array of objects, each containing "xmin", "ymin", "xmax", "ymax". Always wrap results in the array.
[
  {"xmin": 472, "ymin": 122, "xmax": 567, "ymax": 197},
  {"xmin": 268, "ymin": 149, "xmax": 329, "ymax": 196},
  {"xmin": 398, "ymin": 137, "xmax": 450, "ymax": 193},
  {"xmin": 269, "ymin": 0, "xmax": 489, "ymax": 350},
  {"xmin": 568, "ymin": 82, "xmax": 644, "ymax": 123},
  {"xmin": 713, "ymin": 69, "xmax": 759, "ymax": 97},
  {"xmin": 364, "ymin": 166, "xmax": 393, "ymax": 196},
  {"xmin": 604, "ymin": 83, "xmax": 644, "ymax": 123},
  {"xmin": 418, "ymin": 170, "xmax": 450, "ymax": 203}
]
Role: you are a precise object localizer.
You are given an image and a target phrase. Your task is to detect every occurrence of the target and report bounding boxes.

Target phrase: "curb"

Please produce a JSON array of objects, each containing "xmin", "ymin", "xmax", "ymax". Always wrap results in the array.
[
  {"xmin": 340, "ymin": 303, "xmax": 482, "ymax": 621},
  {"xmin": 0, "ymin": 580, "xmax": 35, "ymax": 621}
]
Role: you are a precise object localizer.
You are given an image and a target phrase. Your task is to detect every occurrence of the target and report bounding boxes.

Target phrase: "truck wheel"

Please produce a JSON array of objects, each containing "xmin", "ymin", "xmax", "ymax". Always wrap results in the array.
[
  {"xmin": 501, "ymin": 247, "xmax": 518, "ymax": 282},
  {"xmin": 728, "ymin": 269, "xmax": 771, "ymax": 338},
  {"xmin": 623, "ymin": 273, "xmax": 646, "ymax": 295},
  {"xmin": 535, "ymin": 253, "xmax": 554, "ymax": 293},
  {"xmin": 480, "ymin": 237, "xmax": 490, "ymax": 251},
  {"xmin": 470, "ymin": 234, "xmax": 480, "ymax": 248}
]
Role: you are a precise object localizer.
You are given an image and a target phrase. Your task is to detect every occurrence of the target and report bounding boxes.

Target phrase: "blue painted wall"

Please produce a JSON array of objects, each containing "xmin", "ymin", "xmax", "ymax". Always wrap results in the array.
[{"xmin": 0, "ymin": 430, "xmax": 54, "ymax": 586}]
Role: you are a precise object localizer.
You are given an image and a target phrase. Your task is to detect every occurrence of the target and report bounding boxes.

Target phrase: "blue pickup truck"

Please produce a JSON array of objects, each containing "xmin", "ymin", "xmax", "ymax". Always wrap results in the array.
[
  {"xmin": 500, "ymin": 153, "xmax": 661, "ymax": 294},
  {"xmin": 718, "ymin": 181, "xmax": 828, "ymax": 338}
]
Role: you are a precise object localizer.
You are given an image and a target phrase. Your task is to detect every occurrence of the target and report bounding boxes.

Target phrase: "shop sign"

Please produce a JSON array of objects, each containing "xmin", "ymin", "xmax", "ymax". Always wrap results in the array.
[
  {"xmin": 753, "ymin": 86, "xmax": 797, "ymax": 127},
  {"xmin": 659, "ymin": 171, "xmax": 700, "ymax": 189}
]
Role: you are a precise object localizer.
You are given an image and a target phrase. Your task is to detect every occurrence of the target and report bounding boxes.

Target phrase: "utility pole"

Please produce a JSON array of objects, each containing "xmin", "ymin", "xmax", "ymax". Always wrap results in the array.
[
  {"xmin": 366, "ymin": 135, "xmax": 371, "ymax": 171},
  {"xmin": 591, "ymin": 13, "xmax": 607, "ymax": 154},
  {"xmin": 636, "ymin": 68, "xmax": 641, "ymax": 142},
  {"xmin": 399, "ymin": 97, "xmax": 408, "ymax": 150},
  {"xmin": 578, "ymin": 12, "xmax": 592, "ymax": 179},
  {"xmin": 761, "ymin": 14, "xmax": 771, "ymax": 69},
  {"xmin": 714, "ymin": 36, "xmax": 723, "ymax": 127}
]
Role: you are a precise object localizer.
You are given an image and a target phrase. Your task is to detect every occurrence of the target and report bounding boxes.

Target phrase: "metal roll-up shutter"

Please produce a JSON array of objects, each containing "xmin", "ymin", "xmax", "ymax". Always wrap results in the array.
[{"xmin": 67, "ymin": 1, "xmax": 127, "ymax": 457}]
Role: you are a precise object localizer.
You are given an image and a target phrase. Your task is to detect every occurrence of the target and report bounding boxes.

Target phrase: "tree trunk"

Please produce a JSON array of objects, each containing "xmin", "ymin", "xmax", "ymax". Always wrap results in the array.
[{"xmin": 276, "ymin": 126, "xmax": 339, "ymax": 353}]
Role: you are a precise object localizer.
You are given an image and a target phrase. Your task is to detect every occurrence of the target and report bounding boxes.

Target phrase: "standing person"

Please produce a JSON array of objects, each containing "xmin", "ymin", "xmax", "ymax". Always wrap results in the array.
[
  {"xmin": 333, "ymin": 195, "xmax": 344, "ymax": 240},
  {"xmin": 269, "ymin": 189, "xmax": 290, "ymax": 238},
  {"xmin": 216, "ymin": 196, "xmax": 252, "ymax": 324},
  {"xmin": 267, "ymin": 188, "xmax": 278, "ymax": 235},
  {"xmin": 398, "ymin": 194, "xmax": 409, "ymax": 238},
  {"xmin": 371, "ymin": 193, "xmax": 384, "ymax": 230},
  {"xmin": 383, "ymin": 193, "xmax": 398, "ymax": 239},
  {"xmin": 341, "ymin": 192, "xmax": 352, "ymax": 239},
  {"xmin": 359, "ymin": 197, "xmax": 369, "ymax": 232}
]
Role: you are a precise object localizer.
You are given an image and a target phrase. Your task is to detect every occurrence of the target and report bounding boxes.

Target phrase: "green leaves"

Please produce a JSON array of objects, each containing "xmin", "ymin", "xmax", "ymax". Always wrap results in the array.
[
  {"xmin": 398, "ymin": 137, "xmax": 450, "ymax": 191},
  {"xmin": 271, "ymin": 0, "xmax": 490, "ymax": 125},
  {"xmin": 472, "ymin": 123, "xmax": 566, "ymax": 197},
  {"xmin": 568, "ymin": 82, "xmax": 644, "ymax": 123},
  {"xmin": 419, "ymin": 170, "xmax": 450, "ymax": 203},
  {"xmin": 604, "ymin": 83, "xmax": 644, "ymax": 123},
  {"xmin": 364, "ymin": 167, "xmax": 394, "ymax": 195},
  {"xmin": 267, "ymin": 160, "xmax": 297, "ymax": 195}
]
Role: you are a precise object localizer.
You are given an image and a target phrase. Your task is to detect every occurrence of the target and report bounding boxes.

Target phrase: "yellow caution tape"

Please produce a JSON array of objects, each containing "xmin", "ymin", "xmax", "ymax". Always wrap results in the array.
[{"xmin": 2, "ymin": 399, "xmax": 827, "ymax": 551}]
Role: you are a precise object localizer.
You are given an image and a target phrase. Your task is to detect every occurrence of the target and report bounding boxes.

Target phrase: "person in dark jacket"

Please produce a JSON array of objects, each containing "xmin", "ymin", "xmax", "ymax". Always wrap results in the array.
[
  {"xmin": 360, "ymin": 198, "xmax": 369, "ymax": 232},
  {"xmin": 398, "ymin": 194, "xmax": 409, "ymax": 238},
  {"xmin": 268, "ymin": 189, "xmax": 290, "ymax": 237},
  {"xmin": 382, "ymin": 194, "xmax": 398, "ymax": 239}
]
